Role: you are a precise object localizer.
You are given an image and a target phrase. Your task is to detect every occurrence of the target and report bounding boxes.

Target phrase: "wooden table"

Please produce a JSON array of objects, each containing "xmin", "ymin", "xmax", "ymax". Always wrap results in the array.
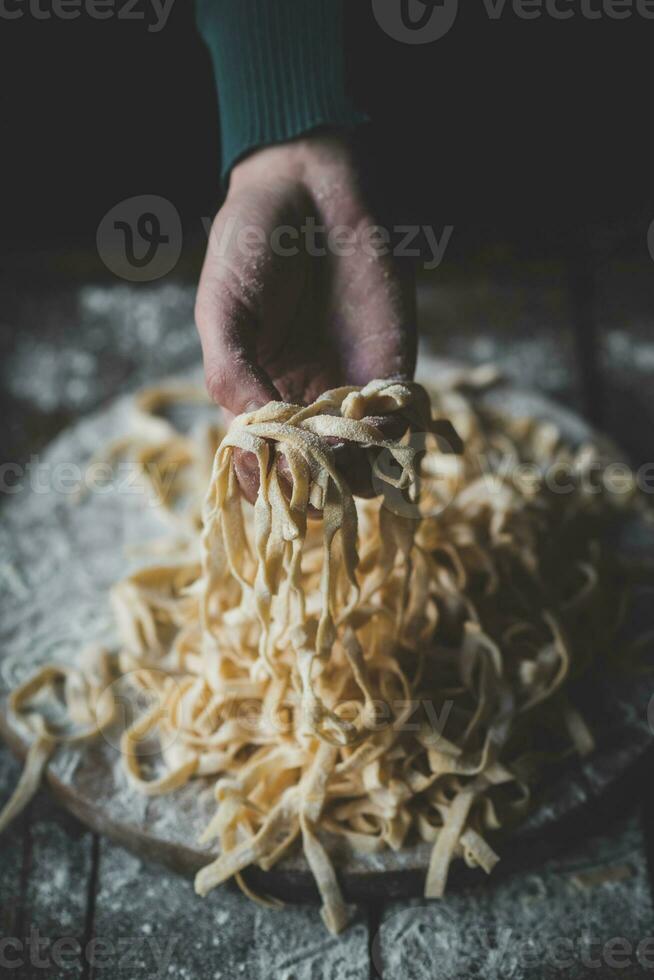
[{"xmin": 1, "ymin": 239, "xmax": 653, "ymax": 979}]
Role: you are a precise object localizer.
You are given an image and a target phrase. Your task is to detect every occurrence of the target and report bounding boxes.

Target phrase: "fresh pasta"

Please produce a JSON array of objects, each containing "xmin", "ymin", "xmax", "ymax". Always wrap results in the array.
[{"xmin": 0, "ymin": 372, "xmax": 640, "ymax": 933}]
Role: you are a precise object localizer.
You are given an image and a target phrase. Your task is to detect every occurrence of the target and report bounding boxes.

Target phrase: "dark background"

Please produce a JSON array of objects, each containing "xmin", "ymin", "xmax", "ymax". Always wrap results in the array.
[
  {"xmin": 1, "ymin": 8, "xmax": 654, "ymax": 975},
  {"xmin": 0, "ymin": 0, "xmax": 652, "ymax": 467},
  {"xmin": 1, "ymin": 0, "xmax": 652, "ymax": 257},
  {"xmin": 0, "ymin": 1, "xmax": 219, "ymax": 258}
]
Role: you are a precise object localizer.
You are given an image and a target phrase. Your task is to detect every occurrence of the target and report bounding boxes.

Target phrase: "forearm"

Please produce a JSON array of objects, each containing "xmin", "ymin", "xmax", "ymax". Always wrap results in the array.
[{"xmin": 196, "ymin": 0, "xmax": 366, "ymax": 180}]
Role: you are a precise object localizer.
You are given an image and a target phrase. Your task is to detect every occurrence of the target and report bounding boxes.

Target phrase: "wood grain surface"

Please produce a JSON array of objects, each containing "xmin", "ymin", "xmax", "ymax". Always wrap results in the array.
[{"xmin": 1, "ymin": 247, "xmax": 654, "ymax": 978}]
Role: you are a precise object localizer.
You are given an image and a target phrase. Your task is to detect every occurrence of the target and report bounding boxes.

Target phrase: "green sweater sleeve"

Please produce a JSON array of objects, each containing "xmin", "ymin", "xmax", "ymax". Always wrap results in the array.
[{"xmin": 196, "ymin": 0, "xmax": 367, "ymax": 181}]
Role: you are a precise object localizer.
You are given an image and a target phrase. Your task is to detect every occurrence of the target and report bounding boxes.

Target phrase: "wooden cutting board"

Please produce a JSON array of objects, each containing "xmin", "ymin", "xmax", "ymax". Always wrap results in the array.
[{"xmin": 1, "ymin": 360, "xmax": 653, "ymax": 901}]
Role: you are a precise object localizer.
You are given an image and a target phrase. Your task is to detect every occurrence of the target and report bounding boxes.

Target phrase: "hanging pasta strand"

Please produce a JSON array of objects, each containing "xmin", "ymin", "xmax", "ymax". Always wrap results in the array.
[{"xmin": 1, "ymin": 373, "xmax": 644, "ymax": 935}]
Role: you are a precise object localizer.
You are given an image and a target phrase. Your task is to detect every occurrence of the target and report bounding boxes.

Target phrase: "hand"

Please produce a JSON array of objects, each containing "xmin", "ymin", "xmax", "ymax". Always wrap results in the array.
[{"xmin": 195, "ymin": 131, "xmax": 416, "ymax": 502}]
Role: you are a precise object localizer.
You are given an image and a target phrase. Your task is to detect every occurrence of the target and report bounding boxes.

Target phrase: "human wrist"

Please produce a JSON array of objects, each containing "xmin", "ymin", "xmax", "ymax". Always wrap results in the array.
[{"xmin": 232, "ymin": 130, "xmax": 355, "ymax": 184}]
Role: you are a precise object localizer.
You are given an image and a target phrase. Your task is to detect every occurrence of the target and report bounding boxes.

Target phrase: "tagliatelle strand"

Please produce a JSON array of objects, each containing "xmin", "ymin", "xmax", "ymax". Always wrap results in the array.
[
  {"xmin": 1, "ymin": 373, "xmax": 640, "ymax": 933},
  {"xmin": 0, "ymin": 647, "xmax": 116, "ymax": 833}
]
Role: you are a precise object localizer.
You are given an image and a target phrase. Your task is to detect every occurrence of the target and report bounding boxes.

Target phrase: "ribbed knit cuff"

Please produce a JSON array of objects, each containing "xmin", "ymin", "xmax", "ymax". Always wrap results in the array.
[{"xmin": 197, "ymin": 0, "xmax": 367, "ymax": 181}]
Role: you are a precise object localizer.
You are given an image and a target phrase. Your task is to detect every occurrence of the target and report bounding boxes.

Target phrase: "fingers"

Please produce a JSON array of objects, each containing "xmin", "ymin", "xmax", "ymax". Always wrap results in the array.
[
  {"xmin": 233, "ymin": 446, "xmax": 294, "ymax": 506},
  {"xmin": 232, "ymin": 449, "xmax": 260, "ymax": 505},
  {"xmin": 235, "ymin": 415, "xmax": 462, "ymax": 508},
  {"xmin": 332, "ymin": 414, "xmax": 463, "ymax": 501},
  {"xmin": 333, "ymin": 252, "xmax": 418, "ymax": 387},
  {"xmin": 431, "ymin": 419, "xmax": 464, "ymax": 455},
  {"xmin": 196, "ymin": 189, "xmax": 308, "ymax": 504},
  {"xmin": 195, "ymin": 190, "xmax": 286, "ymax": 418},
  {"xmin": 330, "ymin": 415, "xmax": 406, "ymax": 499},
  {"xmin": 332, "ymin": 442, "xmax": 376, "ymax": 499},
  {"xmin": 196, "ymin": 280, "xmax": 279, "ymax": 416},
  {"xmin": 196, "ymin": 245, "xmax": 280, "ymax": 501}
]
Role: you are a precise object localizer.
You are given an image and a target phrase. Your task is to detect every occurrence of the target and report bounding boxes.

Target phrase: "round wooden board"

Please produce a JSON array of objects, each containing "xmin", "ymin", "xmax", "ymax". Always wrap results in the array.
[{"xmin": 1, "ymin": 359, "xmax": 653, "ymax": 901}]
